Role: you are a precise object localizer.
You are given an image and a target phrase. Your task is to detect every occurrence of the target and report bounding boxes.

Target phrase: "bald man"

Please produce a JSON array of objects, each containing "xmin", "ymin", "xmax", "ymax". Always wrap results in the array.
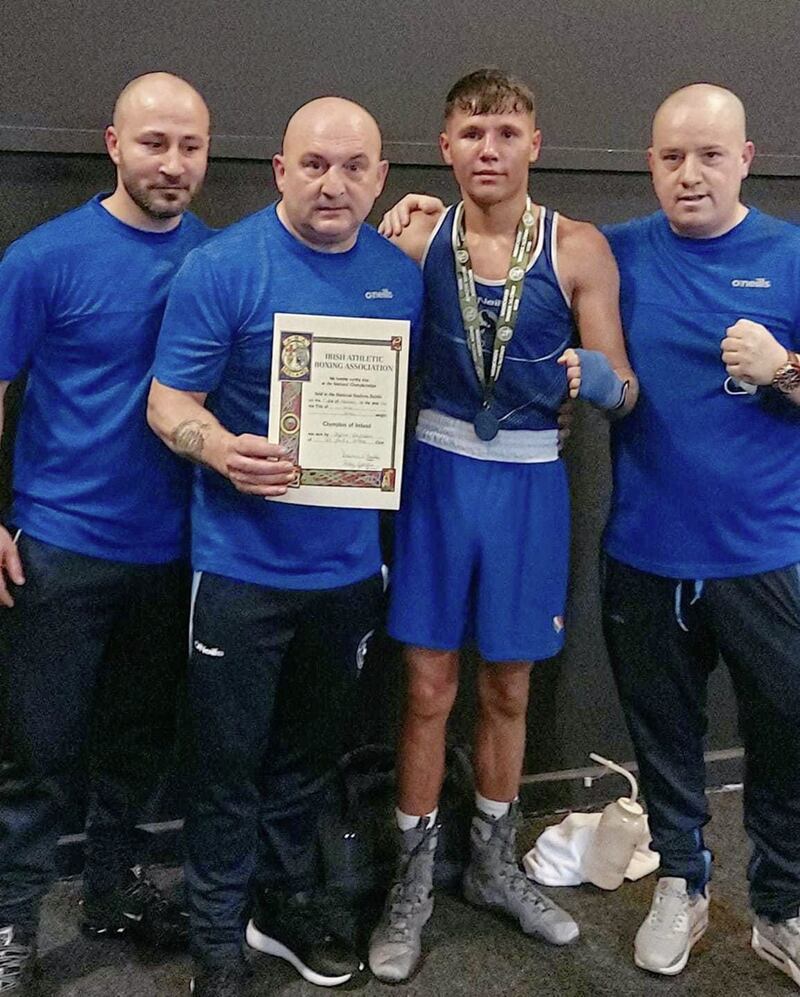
[
  {"xmin": 0, "ymin": 72, "xmax": 212, "ymax": 992},
  {"xmin": 148, "ymin": 97, "xmax": 423, "ymax": 996},
  {"xmin": 601, "ymin": 84, "xmax": 800, "ymax": 982}
]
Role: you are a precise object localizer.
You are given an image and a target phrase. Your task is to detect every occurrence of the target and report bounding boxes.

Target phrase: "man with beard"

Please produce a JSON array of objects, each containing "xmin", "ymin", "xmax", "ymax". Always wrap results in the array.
[{"xmin": 0, "ymin": 72, "xmax": 212, "ymax": 994}]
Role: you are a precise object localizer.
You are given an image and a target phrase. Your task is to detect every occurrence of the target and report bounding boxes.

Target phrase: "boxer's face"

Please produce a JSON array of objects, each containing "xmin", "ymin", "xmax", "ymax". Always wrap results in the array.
[
  {"xmin": 648, "ymin": 104, "xmax": 754, "ymax": 239},
  {"xmin": 106, "ymin": 86, "xmax": 209, "ymax": 221},
  {"xmin": 274, "ymin": 105, "xmax": 388, "ymax": 252},
  {"xmin": 440, "ymin": 108, "xmax": 541, "ymax": 206}
]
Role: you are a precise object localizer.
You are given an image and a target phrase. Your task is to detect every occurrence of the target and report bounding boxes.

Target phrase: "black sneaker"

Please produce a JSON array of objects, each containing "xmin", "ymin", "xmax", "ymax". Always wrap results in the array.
[
  {"xmin": 0, "ymin": 924, "xmax": 37, "ymax": 995},
  {"xmin": 81, "ymin": 865, "xmax": 189, "ymax": 948},
  {"xmin": 189, "ymin": 960, "xmax": 248, "ymax": 997},
  {"xmin": 245, "ymin": 891, "xmax": 363, "ymax": 987}
]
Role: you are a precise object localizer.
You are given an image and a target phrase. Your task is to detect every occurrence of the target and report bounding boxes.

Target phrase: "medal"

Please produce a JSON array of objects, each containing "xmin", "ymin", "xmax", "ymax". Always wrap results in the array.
[
  {"xmin": 473, "ymin": 407, "xmax": 500, "ymax": 441},
  {"xmin": 453, "ymin": 197, "xmax": 537, "ymax": 441}
]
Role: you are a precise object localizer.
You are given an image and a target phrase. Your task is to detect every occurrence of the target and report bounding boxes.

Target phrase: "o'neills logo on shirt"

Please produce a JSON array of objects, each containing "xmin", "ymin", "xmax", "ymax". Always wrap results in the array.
[
  {"xmin": 365, "ymin": 288, "xmax": 394, "ymax": 299},
  {"xmin": 731, "ymin": 277, "xmax": 771, "ymax": 288}
]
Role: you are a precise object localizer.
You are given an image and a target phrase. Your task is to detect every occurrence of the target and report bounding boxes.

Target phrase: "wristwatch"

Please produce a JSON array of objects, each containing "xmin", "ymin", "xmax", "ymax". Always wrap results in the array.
[{"xmin": 771, "ymin": 350, "xmax": 800, "ymax": 394}]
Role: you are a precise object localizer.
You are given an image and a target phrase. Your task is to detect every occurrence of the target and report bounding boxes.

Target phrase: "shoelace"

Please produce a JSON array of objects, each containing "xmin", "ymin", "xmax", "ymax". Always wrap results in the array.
[
  {"xmin": 495, "ymin": 858, "xmax": 554, "ymax": 912},
  {"xmin": 473, "ymin": 816, "xmax": 553, "ymax": 912},
  {"xmin": 385, "ymin": 838, "xmax": 436, "ymax": 937},
  {"xmin": 384, "ymin": 880, "xmax": 428, "ymax": 941},
  {"xmin": 0, "ymin": 939, "xmax": 31, "ymax": 984},
  {"xmin": 647, "ymin": 888, "xmax": 689, "ymax": 932}
]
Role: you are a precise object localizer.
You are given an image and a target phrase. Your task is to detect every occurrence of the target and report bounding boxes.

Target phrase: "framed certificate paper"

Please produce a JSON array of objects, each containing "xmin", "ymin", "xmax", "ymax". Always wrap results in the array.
[{"xmin": 267, "ymin": 313, "xmax": 411, "ymax": 510}]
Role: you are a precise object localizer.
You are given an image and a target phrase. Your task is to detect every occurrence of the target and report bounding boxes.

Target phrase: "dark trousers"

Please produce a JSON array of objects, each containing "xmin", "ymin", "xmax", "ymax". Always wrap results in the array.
[
  {"xmin": 602, "ymin": 555, "xmax": 800, "ymax": 918},
  {"xmin": 0, "ymin": 533, "xmax": 187, "ymax": 928},
  {"xmin": 184, "ymin": 570, "xmax": 383, "ymax": 967}
]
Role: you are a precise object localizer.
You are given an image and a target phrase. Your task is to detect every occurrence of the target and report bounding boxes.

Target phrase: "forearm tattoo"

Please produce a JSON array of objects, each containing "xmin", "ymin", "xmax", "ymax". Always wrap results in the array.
[{"xmin": 172, "ymin": 419, "xmax": 210, "ymax": 462}]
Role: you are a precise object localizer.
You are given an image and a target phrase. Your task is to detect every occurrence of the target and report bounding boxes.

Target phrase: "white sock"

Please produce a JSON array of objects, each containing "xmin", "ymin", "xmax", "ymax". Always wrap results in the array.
[
  {"xmin": 395, "ymin": 806, "xmax": 438, "ymax": 831},
  {"xmin": 475, "ymin": 792, "xmax": 514, "ymax": 820}
]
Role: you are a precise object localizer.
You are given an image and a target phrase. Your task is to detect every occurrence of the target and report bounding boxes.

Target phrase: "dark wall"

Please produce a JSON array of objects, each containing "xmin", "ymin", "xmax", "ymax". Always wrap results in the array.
[
  {"xmin": 3, "ymin": 0, "xmax": 800, "ymax": 177},
  {"xmin": 4, "ymin": 149, "xmax": 798, "ymax": 804}
]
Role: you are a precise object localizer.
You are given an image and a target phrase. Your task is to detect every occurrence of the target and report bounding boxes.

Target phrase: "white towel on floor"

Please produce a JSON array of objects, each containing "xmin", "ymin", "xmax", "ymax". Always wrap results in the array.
[{"xmin": 522, "ymin": 811, "xmax": 659, "ymax": 887}]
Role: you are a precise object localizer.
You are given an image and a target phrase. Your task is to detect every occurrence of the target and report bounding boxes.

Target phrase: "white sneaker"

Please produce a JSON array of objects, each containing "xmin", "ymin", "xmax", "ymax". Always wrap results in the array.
[
  {"xmin": 634, "ymin": 877, "xmax": 708, "ymax": 975},
  {"xmin": 752, "ymin": 914, "xmax": 800, "ymax": 987}
]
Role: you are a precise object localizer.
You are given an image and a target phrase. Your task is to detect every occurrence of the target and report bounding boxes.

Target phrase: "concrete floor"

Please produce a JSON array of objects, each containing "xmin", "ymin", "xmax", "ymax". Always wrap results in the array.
[{"xmin": 33, "ymin": 790, "xmax": 797, "ymax": 996}]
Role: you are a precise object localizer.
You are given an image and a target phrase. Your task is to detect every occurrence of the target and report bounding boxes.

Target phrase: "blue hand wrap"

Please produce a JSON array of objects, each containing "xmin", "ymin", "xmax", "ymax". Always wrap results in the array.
[{"xmin": 575, "ymin": 348, "xmax": 627, "ymax": 410}]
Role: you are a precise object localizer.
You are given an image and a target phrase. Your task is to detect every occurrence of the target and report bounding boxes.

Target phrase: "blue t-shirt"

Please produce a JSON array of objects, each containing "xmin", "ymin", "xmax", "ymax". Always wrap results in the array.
[
  {"xmin": 0, "ymin": 195, "xmax": 213, "ymax": 563},
  {"xmin": 604, "ymin": 208, "xmax": 800, "ymax": 578},
  {"xmin": 153, "ymin": 203, "xmax": 424, "ymax": 590},
  {"xmin": 419, "ymin": 204, "xmax": 574, "ymax": 430}
]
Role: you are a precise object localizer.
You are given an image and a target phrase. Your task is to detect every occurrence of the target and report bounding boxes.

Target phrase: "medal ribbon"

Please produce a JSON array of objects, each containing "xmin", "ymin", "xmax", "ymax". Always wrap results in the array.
[{"xmin": 454, "ymin": 197, "xmax": 537, "ymax": 411}]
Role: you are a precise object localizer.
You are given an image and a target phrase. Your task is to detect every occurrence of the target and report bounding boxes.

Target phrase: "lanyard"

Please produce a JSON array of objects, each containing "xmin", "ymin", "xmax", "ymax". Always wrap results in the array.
[{"xmin": 454, "ymin": 197, "xmax": 537, "ymax": 440}]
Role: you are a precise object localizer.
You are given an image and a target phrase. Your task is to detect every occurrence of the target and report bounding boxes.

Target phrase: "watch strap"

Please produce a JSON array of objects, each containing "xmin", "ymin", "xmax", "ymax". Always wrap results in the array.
[{"xmin": 771, "ymin": 350, "xmax": 800, "ymax": 394}]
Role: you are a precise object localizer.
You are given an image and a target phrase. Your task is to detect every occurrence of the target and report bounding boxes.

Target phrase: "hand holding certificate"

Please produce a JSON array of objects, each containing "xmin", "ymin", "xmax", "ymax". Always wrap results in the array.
[{"xmin": 267, "ymin": 313, "xmax": 411, "ymax": 509}]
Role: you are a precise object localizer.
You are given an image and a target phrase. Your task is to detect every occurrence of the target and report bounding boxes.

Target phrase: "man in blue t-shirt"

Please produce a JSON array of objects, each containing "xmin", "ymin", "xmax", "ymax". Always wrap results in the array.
[
  {"xmin": 148, "ymin": 96, "xmax": 423, "ymax": 997},
  {"xmin": 602, "ymin": 84, "xmax": 800, "ymax": 984},
  {"xmin": 0, "ymin": 72, "xmax": 212, "ymax": 993}
]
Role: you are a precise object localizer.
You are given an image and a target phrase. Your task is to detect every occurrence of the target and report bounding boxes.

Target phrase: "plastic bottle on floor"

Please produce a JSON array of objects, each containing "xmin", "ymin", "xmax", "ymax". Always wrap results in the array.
[{"xmin": 583, "ymin": 753, "xmax": 645, "ymax": 890}]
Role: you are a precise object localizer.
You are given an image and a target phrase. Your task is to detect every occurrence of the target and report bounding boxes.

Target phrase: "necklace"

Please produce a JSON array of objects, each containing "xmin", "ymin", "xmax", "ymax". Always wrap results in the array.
[{"xmin": 453, "ymin": 197, "xmax": 537, "ymax": 440}]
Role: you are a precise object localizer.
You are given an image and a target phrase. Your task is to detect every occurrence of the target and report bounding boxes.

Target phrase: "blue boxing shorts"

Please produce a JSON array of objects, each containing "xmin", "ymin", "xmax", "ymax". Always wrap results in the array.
[{"xmin": 388, "ymin": 439, "xmax": 569, "ymax": 662}]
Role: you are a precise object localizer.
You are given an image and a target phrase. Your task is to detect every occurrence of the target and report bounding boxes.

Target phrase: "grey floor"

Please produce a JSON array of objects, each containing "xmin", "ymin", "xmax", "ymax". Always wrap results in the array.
[{"xmin": 35, "ymin": 790, "xmax": 797, "ymax": 997}]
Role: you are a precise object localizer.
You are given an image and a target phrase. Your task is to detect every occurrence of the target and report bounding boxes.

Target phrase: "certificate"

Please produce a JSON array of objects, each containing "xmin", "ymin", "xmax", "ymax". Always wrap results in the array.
[{"xmin": 267, "ymin": 312, "xmax": 411, "ymax": 510}]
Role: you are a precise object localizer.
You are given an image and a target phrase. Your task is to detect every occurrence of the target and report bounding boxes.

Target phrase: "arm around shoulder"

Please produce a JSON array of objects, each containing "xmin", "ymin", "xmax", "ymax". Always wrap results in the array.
[{"xmin": 381, "ymin": 196, "xmax": 446, "ymax": 263}]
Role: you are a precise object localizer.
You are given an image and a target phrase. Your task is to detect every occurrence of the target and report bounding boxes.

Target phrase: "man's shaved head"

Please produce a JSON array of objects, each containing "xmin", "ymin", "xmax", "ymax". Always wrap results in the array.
[
  {"xmin": 648, "ymin": 82, "xmax": 754, "ymax": 239},
  {"xmin": 281, "ymin": 97, "xmax": 382, "ymax": 157},
  {"xmin": 112, "ymin": 72, "xmax": 209, "ymax": 132},
  {"xmin": 273, "ymin": 96, "xmax": 388, "ymax": 252},
  {"xmin": 652, "ymin": 83, "xmax": 746, "ymax": 146}
]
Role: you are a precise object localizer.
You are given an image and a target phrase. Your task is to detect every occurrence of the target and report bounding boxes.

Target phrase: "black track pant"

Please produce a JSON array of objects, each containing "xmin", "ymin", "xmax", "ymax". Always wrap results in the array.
[
  {"xmin": 184, "ymin": 569, "xmax": 383, "ymax": 967},
  {"xmin": 603, "ymin": 555, "xmax": 800, "ymax": 918},
  {"xmin": 0, "ymin": 532, "xmax": 187, "ymax": 928}
]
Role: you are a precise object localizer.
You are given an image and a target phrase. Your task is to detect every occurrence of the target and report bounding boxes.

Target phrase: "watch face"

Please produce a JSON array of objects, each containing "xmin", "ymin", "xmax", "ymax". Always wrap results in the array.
[{"xmin": 772, "ymin": 362, "xmax": 800, "ymax": 394}]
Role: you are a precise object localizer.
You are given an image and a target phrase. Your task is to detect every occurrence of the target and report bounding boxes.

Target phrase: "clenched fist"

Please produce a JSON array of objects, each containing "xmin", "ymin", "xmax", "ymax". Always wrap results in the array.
[{"xmin": 721, "ymin": 319, "xmax": 788, "ymax": 386}]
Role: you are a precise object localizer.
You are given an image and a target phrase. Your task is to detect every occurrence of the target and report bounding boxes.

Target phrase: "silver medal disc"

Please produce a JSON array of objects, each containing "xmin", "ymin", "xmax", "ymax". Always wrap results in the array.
[{"xmin": 496, "ymin": 326, "xmax": 513, "ymax": 343}]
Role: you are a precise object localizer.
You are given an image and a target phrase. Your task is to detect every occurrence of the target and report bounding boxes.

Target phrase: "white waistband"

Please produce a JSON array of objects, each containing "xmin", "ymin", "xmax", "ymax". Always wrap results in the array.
[{"xmin": 415, "ymin": 409, "xmax": 559, "ymax": 463}]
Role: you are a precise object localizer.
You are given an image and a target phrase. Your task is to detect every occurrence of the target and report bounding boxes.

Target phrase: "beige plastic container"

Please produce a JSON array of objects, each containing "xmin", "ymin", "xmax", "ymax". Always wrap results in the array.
[{"xmin": 582, "ymin": 753, "xmax": 646, "ymax": 890}]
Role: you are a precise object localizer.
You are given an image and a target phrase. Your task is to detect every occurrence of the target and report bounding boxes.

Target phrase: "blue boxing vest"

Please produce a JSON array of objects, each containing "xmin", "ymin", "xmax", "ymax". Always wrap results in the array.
[{"xmin": 418, "ymin": 204, "xmax": 575, "ymax": 431}]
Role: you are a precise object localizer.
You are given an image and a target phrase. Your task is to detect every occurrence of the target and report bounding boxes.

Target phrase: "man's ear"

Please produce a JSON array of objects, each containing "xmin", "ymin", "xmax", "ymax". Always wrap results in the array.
[
  {"xmin": 273, "ymin": 153, "xmax": 286, "ymax": 192},
  {"xmin": 740, "ymin": 140, "xmax": 755, "ymax": 180},
  {"xmin": 105, "ymin": 125, "xmax": 121, "ymax": 165},
  {"xmin": 374, "ymin": 159, "xmax": 389, "ymax": 199},
  {"xmin": 439, "ymin": 131, "xmax": 453, "ymax": 166},
  {"xmin": 529, "ymin": 128, "xmax": 542, "ymax": 165}
]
